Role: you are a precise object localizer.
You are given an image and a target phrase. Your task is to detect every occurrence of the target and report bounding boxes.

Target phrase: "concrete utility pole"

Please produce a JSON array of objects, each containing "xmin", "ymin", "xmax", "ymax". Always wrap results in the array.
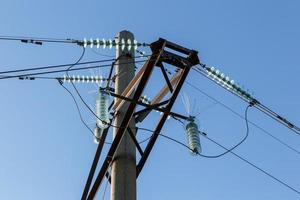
[{"xmin": 111, "ymin": 30, "xmax": 136, "ymax": 200}]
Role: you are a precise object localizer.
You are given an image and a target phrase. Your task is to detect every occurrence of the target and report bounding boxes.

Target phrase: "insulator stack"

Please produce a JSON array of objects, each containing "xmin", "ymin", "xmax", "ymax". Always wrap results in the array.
[
  {"xmin": 96, "ymin": 90, "xmax": 110, "ymax": 129},
  {"xmin": 185, "ymin": 119, "xmax": 201, "ymax": 155},
  {"xmin": 79, "ymin": 38, "xmax": 148, "ymax": 51},
  {"xmin": 204, "ymin": 66, "xmax": 254, "ymax": 101},
  {"xmin": 61, "ymin": 75, "xmax": 106, "ymax": 83}
]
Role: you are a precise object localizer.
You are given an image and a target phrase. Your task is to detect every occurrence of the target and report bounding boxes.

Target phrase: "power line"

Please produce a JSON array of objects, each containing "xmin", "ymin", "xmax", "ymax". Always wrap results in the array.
[
  {"xmin": 203, "ymin": 136, "xmax": 300, "ymax": 195},
  {"xmin": 65, "ymin": 47, "xmax": 118, "ymax": 130},
  {"xmin": 0, "ymin": 58, "xmax": 115, "ymax": 75},
  {"xmin": 0, "ymin": 55, "xmax": 149, "ymax": 76},
  {"xmin": 0, "ymin": 35, "xmax": 151, "ymax": 49},
  {"xmin": 186, "ymin": 81, "xmax": 300, "ymax": 155},
  {"xmin": 0, "ymin": 35, "xmax": 79, "ymax": 44},
  {"xmin": 192, "ymin": 65, "xmax": 300, "ymax": 136},
  {"xmin": 200, "ymin": 105, "xmax": 251, "ymax": 158},
  {"xmin": 172, "ymin": 105, "xmax": 252, "ymax": 158},
  {"xmin": 0, "ymin": 59, "xmax": 148, "ymax": 80},
  {"xmin": 137, "ymin": 127, "xmax": 300, "ymax": 196}
]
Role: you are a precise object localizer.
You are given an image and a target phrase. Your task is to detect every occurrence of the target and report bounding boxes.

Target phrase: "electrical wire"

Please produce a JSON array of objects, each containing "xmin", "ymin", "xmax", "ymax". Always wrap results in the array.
[
  {"xmin": 203, "ymin": 136, "xmax": 300, "ymax": 195},
  {"xmin": 0, "ymin": 55, "xmax": 149, "ymax": 78},
  {"xmin": 63, "ymin": 48, "xmax": 146, "ymax": 133},
  {"xmin": 56, "ymin": 47, "xmax": 112, "ymax": 144},
  {"xmin": 137, "ymin": 127, "xmax": 300, "ymax": 195},
  {"xmin": 0, "ymin": 59, "xmax": 148, "ymax": 80},
  {"xmin": 0, "ymin": 58, "xmax": 115, "ymax": 75},
  {"xmin": 186, "ymin": 81, "xmax": 300, "ymax": 155},
  {"xmin": 65, "ymin": 47, "xmax": 116, "ymax": 130},
  {"xmin": 199, "ymin": 105, "xmax": 251, "ymax": 158},
  {"xmin": 59, "ymin": 80, "xmax": 105, "ymax": 142},
  {"xmin": 0, "ymin": 35, "xmax": 79, "ymax": 44},
  {"xmin": 193, "ymin": 65, "xmax": 300, "ymax": 136},
  {"xmin": 6, "ymin": 52, "xmax": 160, "ymax": 145},
  {"xmin": 170, "ymin": 104, "xmax": 251, "ymax": 158},
  {"xmin": 90, "ymin": 48, "xmax": 115, "ymax": 58},
  {"xmin": 5, "ymin": 50, "xmax": 298, "ymax": 154}
]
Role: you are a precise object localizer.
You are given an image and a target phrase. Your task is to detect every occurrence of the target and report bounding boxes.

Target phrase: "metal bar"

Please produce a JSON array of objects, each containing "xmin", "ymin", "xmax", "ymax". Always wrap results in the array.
[
  {"xmin": 81, "ymin": 128, "xmax": 109, "ymax": 200},
  {"xmin": 112, "ymin": 62, "xmax": 147, "ymax": 110},
  {"xmin": 159, "ymin": 63, "xmax": 173, "ymax": 93},
  {"xmin": 108, "ymin": 100, "xmax": 114, "ymax": 111},
  {"xmin": 108, "ymin": 91, "xmax": 188, "ymax": 121},
  {"xmin": 135, "ymin": 105, "xmax": 189, "ymax": 122},
  {"xmin": 151, "ymin": 71, "xmax": 181, "ymax": 104},
  {"xmin": 161, "ymin": 50, "xmax": 189, "ymax": 68},
  {"xmin": 127, "ymin": 127, "xmax": 144, "ymax": 156},
  {"xmin": 87, "ymin": 42, "xmax": 165, "ymax": 200},
  {"xmin": 134, "ymin": 100, "xmax": 169, "ymax": 116},
  {"xmin": 136, "ymin": 63, "xmax": 191, "ymax": 177},
  {"xmin": 164, "ymin": 39, "xmax": 196, "ymax": 55},
  {"xmin": 135, "ymin": 71, "xmax": 182, "ymax": 122},
  {"xmin": 105, "ymin": 61, "xmax": 115, "ymax": 89}
]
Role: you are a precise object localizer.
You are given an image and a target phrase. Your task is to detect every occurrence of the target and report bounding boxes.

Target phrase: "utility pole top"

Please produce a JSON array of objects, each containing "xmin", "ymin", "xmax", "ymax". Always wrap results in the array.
[
  {"xmin": 116, "ymin": 30, "xmax": 135, "ymax": 56},
  {"xmin": 111, "ymin": 30, "xmax": 136, "ymax": 200}
]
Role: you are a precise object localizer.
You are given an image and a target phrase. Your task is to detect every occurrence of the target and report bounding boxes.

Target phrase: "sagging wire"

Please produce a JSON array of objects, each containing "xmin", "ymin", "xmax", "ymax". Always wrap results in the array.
[
  {"xmin": 198, "ymin": 104, "xmax": 252, "ymax": 158},
  {"xmin": 137, "ymin": 125, "xmax": 300, "ymax": 195},
  {"xmin": 173, "ymin": 104, "xmax": 252, "ymax": 158},
  {"xmin": 186, "ymin": 81, "xmax": 300, "ymax": 155}
]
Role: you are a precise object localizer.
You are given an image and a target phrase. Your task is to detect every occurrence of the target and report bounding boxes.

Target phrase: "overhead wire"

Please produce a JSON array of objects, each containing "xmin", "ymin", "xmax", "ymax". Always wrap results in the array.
[
  {"xmin": 0, "ymin": 55, "xmax": 149, "ymax": 79},
  {"xmin": 200, "ymin": 105, "xmax": 251, "ymax": 158},
  {"xmin": 0, "ymin": 35, "xmax": 79, "ymax": 44},
  {"xmin": 3, "ymin": 35, "xmax": 299, "ymax": 196},
  {"xmin": 171, "ymin": 104, "xmax": 251, "ymax": 158},
  {"xmin": 0, "ymin": 59, "xmax": 148, "ymax": 80},
  {"xmin": 64, "ymin": 47, "xmax": 122, "ymax": 130},
  {"xmin": 137, "ymin": 127, "xmax": 300, "ymax": 195},
  {"xmin": 203, "ymin": 135, "xmax": 300, "ymax": 195},
  {"xmin": 193, "ymin": 65, "xmax": 300, "ymax": 136},
  {"xmin": 186, "ymin": 81, "xmax": 300, "ymax": 155},
  {"xmin": 5, "ymin": 51, "xmax": 158, "ymax": 145},
  {"xmin": 90, "ymin": 48, "xmax": 115, "ymax": 58},
  {"xmin": 0, "ymin": 58, "xmax": 115, "ymax": 75}
]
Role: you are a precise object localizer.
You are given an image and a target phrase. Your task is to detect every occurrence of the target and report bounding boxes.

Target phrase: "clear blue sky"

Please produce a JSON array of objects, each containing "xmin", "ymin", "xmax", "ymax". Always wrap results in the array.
[{"xmin": 0, "ymin": 0, "xmax": 299, "ymax": 199}]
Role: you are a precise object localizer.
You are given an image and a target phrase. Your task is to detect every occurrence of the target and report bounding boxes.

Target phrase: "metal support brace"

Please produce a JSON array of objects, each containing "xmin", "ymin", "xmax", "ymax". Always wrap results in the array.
[
  {"xmin": 127, "ymin": 127, "xmax": 144, "ymax": 156},
  {"xmin": 136, "ymin": 65, "xmax": 191, "ymax": 177},
  {"xmin": 81, "ymin": 128, "xmax": 109, "ymax": 200}
]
